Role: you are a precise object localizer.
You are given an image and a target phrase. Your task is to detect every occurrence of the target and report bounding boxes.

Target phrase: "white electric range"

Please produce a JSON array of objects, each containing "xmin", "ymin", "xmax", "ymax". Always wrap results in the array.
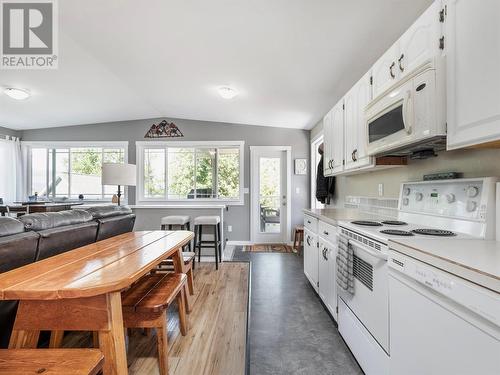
[{"xmin": 336, "ymin": 177, "xmax": 499, "ymax": 375}]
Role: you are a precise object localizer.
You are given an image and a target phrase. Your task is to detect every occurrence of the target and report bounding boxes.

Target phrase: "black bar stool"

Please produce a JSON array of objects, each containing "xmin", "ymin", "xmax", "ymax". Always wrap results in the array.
[{"xmin": 193, "ymin": 216, "xmax": 222, "ymax": 270}]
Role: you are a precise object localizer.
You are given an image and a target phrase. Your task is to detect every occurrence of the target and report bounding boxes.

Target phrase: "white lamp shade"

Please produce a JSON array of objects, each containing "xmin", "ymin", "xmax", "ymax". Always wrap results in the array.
[{"xmin": 102, "ymin": 163, "xmax": 136, "ymax": 186}]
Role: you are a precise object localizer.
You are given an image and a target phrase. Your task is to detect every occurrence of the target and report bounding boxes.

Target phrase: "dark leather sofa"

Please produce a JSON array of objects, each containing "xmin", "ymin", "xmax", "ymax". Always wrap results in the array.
[
  {"xmin": 80, "ymin": 205, "xmax": 135, "ymax": 241},
  {"xmin": 0, "ymin": 217, "xmax": 40, "ymax": 348},
  {"xmin": 0, "ymin": 205, "xmax": 136, "ymax": 348}
]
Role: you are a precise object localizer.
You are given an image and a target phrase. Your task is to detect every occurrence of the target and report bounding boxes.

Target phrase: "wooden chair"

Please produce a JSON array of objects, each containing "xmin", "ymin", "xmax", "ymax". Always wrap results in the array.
[
  {"xmin": 0, "ymin": 349, "xmax": 104, "ymax": 375},
  {"xmin": 156, "ymin": 252, "xmax": 195, "ymax": 306},
  {"xmin": 121, "ymin": 272, "xmax": 188, "ymax": 375},
  {"xmin": 293, "ymin": 225, "xmax": 304, "ymax": 253}
]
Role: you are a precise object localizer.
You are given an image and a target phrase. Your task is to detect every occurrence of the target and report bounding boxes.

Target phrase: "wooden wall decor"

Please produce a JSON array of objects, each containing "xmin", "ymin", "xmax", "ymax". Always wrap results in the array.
[{"xmin": 145, "ymin": 120, "xmax": 184, "ymax": 138}]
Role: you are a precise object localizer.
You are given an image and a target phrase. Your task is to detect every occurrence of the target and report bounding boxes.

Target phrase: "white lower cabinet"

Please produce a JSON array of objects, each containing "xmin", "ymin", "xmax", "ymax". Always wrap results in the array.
[
  {"xmin": 304, "ymin": 215, "xmax": 338, "ymax": 320},
  {"xmin": 318, "ymin": 233, "xmax": 338, "ymax": 321},
  {"xmin": 303, "ymin": 228, "xmax": 318, "ymax": 292}
]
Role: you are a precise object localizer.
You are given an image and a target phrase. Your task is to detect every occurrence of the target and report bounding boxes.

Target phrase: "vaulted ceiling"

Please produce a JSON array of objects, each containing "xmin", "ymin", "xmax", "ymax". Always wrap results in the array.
[{"xmin": 1, "ymin": 0, "xmax": 432, "ymax": 130}]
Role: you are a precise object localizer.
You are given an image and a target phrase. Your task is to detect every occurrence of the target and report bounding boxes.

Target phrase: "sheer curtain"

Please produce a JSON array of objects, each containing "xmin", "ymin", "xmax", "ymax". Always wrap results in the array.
[{"xmin": 0, "ymin": 137, "xmax": 23, "ymax": 203}]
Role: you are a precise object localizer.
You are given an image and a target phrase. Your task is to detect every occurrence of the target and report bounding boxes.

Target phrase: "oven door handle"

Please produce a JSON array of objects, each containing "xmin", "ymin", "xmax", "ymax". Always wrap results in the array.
[
  {"xmin": 402, "ymin": 89, "xmax": 413, "ymax": 134},
  {"xmin": 353, "ymin": 242, "xmax": 388, "ymax": 261}
]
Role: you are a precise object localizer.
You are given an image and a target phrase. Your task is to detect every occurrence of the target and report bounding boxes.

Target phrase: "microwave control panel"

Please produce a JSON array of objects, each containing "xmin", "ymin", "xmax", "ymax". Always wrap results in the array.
[{"xmin": 399, "ymin": 179, "xmax": 487, "ymax": 220}]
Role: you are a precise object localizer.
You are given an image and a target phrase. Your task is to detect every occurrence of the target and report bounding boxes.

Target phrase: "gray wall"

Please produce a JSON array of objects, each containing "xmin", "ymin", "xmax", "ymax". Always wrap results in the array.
[
  {"xmin": 0, "ymin": 126, "xmax": 21, "ymax": 138},
  {"xmin": 309, "ymin": 121, "xmax": 500, "ymax": 206},
  {"xmin": 21, "ymin": 117, "xmax": 310, "ymax": 241}
]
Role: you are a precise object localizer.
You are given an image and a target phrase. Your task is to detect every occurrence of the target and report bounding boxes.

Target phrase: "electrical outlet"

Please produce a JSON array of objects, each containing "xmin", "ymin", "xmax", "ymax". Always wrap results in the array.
[
  {"xmin": 227, "ymin": 225, "xmax": 233, "ymax": 232},
  {"xmin": 378, "ymin": 183, "xmax": 384, "ymax": 197}
]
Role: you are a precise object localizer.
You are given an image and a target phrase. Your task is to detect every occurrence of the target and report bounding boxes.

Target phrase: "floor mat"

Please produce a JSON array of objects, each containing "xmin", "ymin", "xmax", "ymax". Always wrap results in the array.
[{"xmin": 244, "ymin": 243, "xmax": 294, "ymax": 253}]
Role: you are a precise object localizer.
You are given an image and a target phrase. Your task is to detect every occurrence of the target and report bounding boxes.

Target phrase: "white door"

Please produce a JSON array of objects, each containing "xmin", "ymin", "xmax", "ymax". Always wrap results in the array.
[
  {"xmin": 344, "ymin": 71, "xmax": 373, "ymax": 171},
  {"xmin": 251, "ymin": 147, "xmax": 291, "ymax": 243},
  {"xmin": 310, "ymin": 135, "xmax": 325, "ymax": 209},
  {"xmin": 445, "ymin": 0, "xmax": 500, "ymax": 149},
  {"xmin": 331, "ymin": 99, "xmax": 344, "ymax": 174},
  {"xmin": 372, "ymin": 41, "xmax": 400, "ymax": 98},
  {"xmin": 323, "ymin": 110, "xmax": 334, "ymax": 177},
  {"xmin": 399, "ymin": 0, "xmax": 442, "ymax": 79},
  {"xmin": 304, "ymin": 228, "xmax": 318, "ymax": 292}
]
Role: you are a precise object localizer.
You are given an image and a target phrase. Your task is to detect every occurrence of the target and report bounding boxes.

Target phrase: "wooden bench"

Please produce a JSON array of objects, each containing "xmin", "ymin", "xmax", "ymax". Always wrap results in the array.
[
  {"xmin": 157, "ymin": 252, "xmax": 195, "ymax": 292},
  {"xmin": 121, "ymin": 272, "xmax": 188, "ymax": 375},
  {"xmin": 0, "ymin": 349, "xmax": 103, "ymax": 375}
]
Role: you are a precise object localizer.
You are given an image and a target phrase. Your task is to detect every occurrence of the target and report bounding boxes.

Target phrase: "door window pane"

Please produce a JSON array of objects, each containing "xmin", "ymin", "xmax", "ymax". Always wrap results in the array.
[
  {"xmin": 167, "ymin": 148, "xmax": 195, "ymax": 199},
  {"xmin": 218, "ymin": 148, "xmax": 240, "ymax": 199},
  {"xmin": 259, "ymin": 157, "xmax": 281, "ymax": 233},
  {"xmin": 195, "ymin": 149, "xmax": 216, "ymax": 198},
  {"xmin": 144, "ymin": 149, "xmax": 165, "ymax": 198}
]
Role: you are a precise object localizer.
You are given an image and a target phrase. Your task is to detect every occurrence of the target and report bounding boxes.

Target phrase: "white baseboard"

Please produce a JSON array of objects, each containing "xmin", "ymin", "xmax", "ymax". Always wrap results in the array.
[
  {"xmin": 227, "ymin": 240, "xmax": 293, "ymax": 246},
  {"xmin": 226, "ymin": 240, "xmax": 253, "ymax": 246}
]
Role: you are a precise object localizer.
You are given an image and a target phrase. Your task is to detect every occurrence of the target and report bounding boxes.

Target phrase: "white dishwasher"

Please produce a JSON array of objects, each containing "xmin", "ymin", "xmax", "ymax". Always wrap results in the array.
[{"xmin": 388, "ymin": 251, "xmax": 500, "ymax": 375}]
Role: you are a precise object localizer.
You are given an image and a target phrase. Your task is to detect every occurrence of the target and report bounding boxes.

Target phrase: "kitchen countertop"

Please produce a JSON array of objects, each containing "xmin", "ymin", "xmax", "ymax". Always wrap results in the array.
[
  {"xmin": 303, "ymin": 208, "xmax": 390, "ymax": 227},
  {"xmin": 389, "ymin": 238, "xmax": 500, "ymax": 294}
]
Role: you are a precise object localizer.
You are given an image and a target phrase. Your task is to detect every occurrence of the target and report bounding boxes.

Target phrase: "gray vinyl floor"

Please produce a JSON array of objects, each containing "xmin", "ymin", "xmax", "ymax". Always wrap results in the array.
[{"xmin": 232, "ymin": 246, "xmax": 363, "ymax": 375}]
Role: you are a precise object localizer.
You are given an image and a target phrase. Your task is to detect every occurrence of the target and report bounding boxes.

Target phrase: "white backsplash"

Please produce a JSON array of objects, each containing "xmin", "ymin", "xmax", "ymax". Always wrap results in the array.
[{"xmin": 344, "ymin": 196, "xmax": 399, "ymax": 219}]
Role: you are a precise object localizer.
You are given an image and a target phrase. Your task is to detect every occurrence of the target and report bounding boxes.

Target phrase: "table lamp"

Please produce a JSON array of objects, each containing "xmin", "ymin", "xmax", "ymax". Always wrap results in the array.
[{"xmin": 102, "ymin": 163, "xmax": 136, "ymax": 205}]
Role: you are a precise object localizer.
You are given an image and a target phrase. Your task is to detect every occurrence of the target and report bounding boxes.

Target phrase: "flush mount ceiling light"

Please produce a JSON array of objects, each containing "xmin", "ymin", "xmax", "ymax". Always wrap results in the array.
[
  {"xmin": 3, "ymin": 87, "xmax": 31, "ymax": 100},
  {"xmin": 218, "ymin": 86, "xmax": 238, "ymax": 100}
]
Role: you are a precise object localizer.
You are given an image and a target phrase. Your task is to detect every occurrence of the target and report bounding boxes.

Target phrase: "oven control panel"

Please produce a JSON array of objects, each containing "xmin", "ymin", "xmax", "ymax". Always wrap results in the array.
[{"xmin": 399, "ymin": 179, "xmax": 492, "ymax": 220}]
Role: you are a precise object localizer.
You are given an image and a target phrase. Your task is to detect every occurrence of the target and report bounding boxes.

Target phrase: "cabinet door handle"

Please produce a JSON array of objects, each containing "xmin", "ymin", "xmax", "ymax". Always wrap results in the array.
[
  {"xmin": 389, "ymin": 62, "xmax": 396, "ymax": 78},
  {"xmin": 307, "ymin": 220, "xmax": 311, "ymax": 224},
  {"xmin": 306, "ymin": 236, "xmax": 311, "ymax": 246},
  {"xmin": 323, "ymin": 231, "xmax": 329, "ymax": 236},
  {"xmin": 398, "ymin": 54, "xmax": 404, "ymax": 72},
  {"xmin": 351, "ymin": 149, "xmax": 358, "ymax": 162},
  {"xmin": 323, "ymin": 248, "xmax": 328, "ymax": 261}
]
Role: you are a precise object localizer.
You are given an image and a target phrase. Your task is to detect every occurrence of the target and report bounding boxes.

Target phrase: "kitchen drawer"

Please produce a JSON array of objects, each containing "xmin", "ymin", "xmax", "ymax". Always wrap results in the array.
[
  {"xmin": 318, "ymin": 220, "xmax": 337, "ymax": 243},
  {"xmin": 304, "ymin": 214, "xmax": 318, "ymax": 233}
]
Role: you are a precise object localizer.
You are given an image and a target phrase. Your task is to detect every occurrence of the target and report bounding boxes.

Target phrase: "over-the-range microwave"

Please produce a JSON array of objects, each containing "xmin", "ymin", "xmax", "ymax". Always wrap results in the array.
[{"xmin": 365, "ymin": 65, "xmax": 446, "ymax": 157}]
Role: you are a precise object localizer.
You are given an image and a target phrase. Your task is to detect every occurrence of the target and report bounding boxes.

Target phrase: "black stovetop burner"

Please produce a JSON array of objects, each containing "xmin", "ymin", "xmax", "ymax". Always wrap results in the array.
[
  {"xmin": 381, "ymin": 220, "xmax": 408, "ymax": 226},
  {"xmin": 351, "ymin": 220, "xmax": 383, "ymax": 227},
  {"xmin": 380, "ymin": 229, "xmax": 414, "ymax": 236},
  {"xmin": 412, "ymin": 229, "xmax": 457, "ymax": 237}
]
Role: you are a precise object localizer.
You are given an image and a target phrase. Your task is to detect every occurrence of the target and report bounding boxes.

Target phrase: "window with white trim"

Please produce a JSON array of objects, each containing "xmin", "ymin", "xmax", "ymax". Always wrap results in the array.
[
  {"xmin": 137, "ymin": 141, "xmax": 244, "ymax": 204},
  {"xmin": 24, "ymin": 142, "xmax": 128, "ymax": 200}
]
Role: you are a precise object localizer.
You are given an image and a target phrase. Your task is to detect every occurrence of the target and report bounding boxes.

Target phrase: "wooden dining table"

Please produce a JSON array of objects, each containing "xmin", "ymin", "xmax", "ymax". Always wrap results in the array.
[{"xmin": 0, "ymin": 230, "xmax": 193, "ymax": 375}]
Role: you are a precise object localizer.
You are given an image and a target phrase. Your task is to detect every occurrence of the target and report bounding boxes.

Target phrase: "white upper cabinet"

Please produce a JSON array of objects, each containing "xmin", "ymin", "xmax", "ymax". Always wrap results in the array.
[
  {"xmin": 323, "ymin": 109, "xmax": 334, "ymax": 176},
  {"xmin": 446, "ymin": 0, "xmax": 500, "ymax": 149},
  {"xmin": 344, "ymin": 72, "xmax": 373, "ymax": 171},
  {"xmin": 331, "ymin": 99, "xmax": 344, "ymax": 174},
  {"xmin": 372, "ymin": 41, "xmax": 400, "ymax": 98},
  {"xmin": 372, "ymin": 1, "xmax": 442, "ymax": 99},
  {"xmin": 398, "ymin": 1, "xmax": 442, "ymax": 80}
]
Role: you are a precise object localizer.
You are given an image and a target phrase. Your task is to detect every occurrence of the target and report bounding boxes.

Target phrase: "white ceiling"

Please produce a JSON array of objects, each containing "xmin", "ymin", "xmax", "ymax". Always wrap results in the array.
[{"xmin": 1, "ymin": 0, "xmax": 433, "ymax": 131}]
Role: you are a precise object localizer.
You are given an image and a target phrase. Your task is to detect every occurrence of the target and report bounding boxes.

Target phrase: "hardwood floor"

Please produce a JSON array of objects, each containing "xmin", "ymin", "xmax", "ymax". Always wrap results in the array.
[{"xmin": 62, "ymin": 262, "xmax": 249, "ymax": 375}]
